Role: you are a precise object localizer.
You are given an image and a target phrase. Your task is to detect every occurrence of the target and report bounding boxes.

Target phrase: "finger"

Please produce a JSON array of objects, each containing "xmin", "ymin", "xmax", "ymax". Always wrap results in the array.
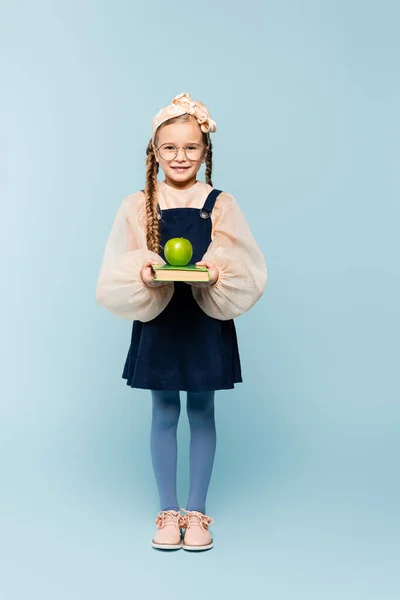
[
  {"xmin": 196, "ymin": 260, "xmax": 214, "ymax": 269},
  {"xmin": 144, "ymin": 258, "xmax": 159, "ymax": 268},
  {"xmin": 148, "ymin": 280, "xmax": 165, "ymax": 288}
]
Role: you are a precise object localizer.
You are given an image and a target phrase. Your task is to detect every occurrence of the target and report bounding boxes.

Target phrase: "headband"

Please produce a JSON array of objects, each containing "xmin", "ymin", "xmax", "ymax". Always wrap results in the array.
[{"xmin": 151, "ymin": 92, "xmax": 217, "ymax": 146}]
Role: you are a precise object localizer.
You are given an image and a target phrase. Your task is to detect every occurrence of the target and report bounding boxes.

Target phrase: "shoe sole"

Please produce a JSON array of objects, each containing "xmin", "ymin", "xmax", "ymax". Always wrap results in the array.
[
  {"xmin": 152, "ymin": 541, "xmax": 183, "ymax": 550},
  {"xmin": 182, "ymin": 541, "xmax": 214, "ymax": 551}
]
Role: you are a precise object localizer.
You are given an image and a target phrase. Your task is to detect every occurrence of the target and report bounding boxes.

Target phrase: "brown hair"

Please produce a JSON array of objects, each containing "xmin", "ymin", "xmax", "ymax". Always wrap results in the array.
[{"xmin": 144, "ymin": 114, "xmax": 213, "ymax": 254}]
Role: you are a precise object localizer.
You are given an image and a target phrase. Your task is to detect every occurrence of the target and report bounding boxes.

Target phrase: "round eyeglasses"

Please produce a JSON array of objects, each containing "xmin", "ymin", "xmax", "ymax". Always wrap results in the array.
[{"xmin": 156, "ymin": 143, "xmax": 206, "ymax": 161}]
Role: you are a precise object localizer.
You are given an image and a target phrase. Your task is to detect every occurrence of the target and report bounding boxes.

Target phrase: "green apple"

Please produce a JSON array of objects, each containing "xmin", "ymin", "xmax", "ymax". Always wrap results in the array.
[{"xmin": 164, "ymin": 237, "xmax": 193, "ymax": 266}]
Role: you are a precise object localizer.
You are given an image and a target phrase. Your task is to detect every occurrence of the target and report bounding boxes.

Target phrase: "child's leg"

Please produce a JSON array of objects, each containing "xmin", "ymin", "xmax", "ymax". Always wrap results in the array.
[
  {"xmin": 186, "ymin": 391, "xmax": 216, "ymax": 515},
  {"xmin": 150, "ymin": 390, "xmax": 181, "ymax": 512}
]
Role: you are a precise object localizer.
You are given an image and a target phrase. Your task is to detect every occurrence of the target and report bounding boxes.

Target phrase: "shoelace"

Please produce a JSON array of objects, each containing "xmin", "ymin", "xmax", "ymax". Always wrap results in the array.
[
  {"xmin": 155, "ymin": 510, "xmax": 180, "ymax": 529},
  {"xmin": 180, "ymin": 509, "xmax": 214, "ymax": 531}
]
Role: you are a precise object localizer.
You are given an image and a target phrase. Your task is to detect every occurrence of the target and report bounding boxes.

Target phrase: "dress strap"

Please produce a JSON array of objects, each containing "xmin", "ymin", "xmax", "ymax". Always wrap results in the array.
[
  {"xmin": 141, "ymin": 188, "xmax": 162, "ymax": 219},
  {"xmin": 200, "ymin": 189, "xmax": 223, "ymax": 219}
]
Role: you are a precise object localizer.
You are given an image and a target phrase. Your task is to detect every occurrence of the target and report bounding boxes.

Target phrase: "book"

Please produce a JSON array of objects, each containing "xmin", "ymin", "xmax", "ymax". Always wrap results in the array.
[{"xmin": 152, "ymin": 263, "xmax": 210, "ymax": 283}]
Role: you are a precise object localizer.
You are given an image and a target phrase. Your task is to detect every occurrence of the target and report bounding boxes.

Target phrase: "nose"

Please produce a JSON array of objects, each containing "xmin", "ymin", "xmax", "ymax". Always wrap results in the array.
[{"xmin": 176, "ymin": 147, "xmax": 187, "ymax": 161}]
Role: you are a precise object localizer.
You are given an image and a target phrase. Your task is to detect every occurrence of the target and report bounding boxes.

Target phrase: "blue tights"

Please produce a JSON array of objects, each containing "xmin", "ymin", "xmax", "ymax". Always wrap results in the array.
[{"xmin": 150, "ymin": 390, "xmax": 216, "ymax": 515}]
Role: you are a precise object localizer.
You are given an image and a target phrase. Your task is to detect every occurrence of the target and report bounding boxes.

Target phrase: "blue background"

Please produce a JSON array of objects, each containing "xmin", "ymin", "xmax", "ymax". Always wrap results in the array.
[{"xmin": 1, "ymin": 0, "xmax": 399, "ymax": 598}]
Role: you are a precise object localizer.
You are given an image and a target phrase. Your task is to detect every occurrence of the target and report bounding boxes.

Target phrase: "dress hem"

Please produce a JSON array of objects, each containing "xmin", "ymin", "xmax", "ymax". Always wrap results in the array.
[{"xmin": 122, "ymin": 377, "xmax": 243, "ymax": 392}]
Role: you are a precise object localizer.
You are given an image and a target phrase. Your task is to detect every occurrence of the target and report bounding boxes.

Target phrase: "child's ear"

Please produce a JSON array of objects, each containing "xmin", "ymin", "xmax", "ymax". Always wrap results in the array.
[{"xmin": 153, "ymin": 142, "xmax": 159, "ymax": 163}]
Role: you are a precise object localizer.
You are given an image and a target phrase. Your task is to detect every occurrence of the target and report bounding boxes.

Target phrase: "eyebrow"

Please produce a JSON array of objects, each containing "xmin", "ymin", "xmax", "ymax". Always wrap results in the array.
[{"xmin": 160, "ymin": 141, "xmax": 201, "ymax": 144}]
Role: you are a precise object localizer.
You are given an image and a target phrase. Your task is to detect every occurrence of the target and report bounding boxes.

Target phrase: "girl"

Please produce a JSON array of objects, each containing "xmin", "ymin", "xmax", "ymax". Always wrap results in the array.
[{"xmin": 96, "ymin": 92, "xmax": 267, "ymax": 551}]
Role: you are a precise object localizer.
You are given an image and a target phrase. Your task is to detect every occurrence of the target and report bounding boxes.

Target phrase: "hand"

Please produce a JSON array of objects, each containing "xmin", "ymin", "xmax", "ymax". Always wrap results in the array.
[
  {"xmin": 190, "ymin": 259, "xmax": 219, "ymax": 288},
  {"xmin": 140, "ymin": 258, "xmax": 168, "ymax": 288}
]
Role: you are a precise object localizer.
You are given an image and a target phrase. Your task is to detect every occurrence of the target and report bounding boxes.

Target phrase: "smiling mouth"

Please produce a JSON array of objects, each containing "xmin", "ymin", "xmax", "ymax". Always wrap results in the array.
[{"xmin": 171, "ymin": 166, "xmax": 190, "ymax": 170}]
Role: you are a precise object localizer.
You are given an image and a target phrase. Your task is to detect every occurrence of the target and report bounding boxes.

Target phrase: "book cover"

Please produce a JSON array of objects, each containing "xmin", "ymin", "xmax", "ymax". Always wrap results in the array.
[{"xmin": 152, "ymin": 263, "xmax": 210, "ymax": 282}]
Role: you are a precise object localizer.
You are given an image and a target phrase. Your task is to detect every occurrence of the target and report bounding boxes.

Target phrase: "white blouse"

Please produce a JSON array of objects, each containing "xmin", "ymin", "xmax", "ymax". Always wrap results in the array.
[{"xmin": 95, "ymin": 180, "xmax": 267, "ymax": 321}]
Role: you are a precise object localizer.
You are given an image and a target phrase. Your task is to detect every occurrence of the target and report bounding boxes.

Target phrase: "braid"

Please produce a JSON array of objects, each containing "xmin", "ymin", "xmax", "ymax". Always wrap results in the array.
[
  {"xmin": 205, "ymin": 139, "xmax": 213, "ymax": 186},
  {"xmin": 144, "ymin": 139, "xmax": 161, "ymax": 254}
]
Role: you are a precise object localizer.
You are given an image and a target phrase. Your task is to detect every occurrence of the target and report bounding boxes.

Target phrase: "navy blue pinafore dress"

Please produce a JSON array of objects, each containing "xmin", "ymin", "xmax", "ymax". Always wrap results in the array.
[{"xmin": 122, "ymin": 188, "xmax": 242, "ymax": 392}]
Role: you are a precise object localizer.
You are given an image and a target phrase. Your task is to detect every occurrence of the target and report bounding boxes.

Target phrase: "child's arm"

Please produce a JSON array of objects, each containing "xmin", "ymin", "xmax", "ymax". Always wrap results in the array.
[
  {"xmin": 95, "ymin": 193, "xmax": 174, "ymax": 321},
  {"xmin": 191, "ymin": 192, "xmax": 267, "ymax": 320}
]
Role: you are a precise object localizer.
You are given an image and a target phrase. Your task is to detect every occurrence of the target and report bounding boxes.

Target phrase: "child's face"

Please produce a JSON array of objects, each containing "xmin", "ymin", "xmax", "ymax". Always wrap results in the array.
[{"xmin": 155, "ymin": 119, "xmax": 208, "ymax": 189}]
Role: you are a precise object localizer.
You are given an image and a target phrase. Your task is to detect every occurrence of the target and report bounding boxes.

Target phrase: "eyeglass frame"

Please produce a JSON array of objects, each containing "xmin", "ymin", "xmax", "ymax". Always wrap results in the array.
[{"xmin": 154, "ymin": 142, "xmax": 208, "ymax": 162}]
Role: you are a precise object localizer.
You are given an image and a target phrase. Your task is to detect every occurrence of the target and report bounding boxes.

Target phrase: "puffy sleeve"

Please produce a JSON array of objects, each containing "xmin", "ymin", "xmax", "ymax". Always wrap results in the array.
[
  {"xmin": 191, "ymin": 192, "xmax": 267, "ymax": 320},
  {"xmin": 95, "ymin": 193, "xmax": 174, "ymax": 321}
]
